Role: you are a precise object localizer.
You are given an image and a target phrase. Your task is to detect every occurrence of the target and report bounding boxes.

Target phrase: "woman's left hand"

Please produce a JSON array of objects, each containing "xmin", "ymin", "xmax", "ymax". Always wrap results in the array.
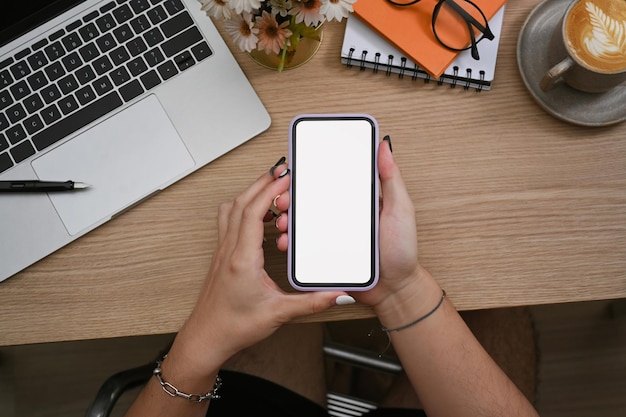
[{"xmin": 168, "ymin": 160, "xmax": 349, "ymax": 379}]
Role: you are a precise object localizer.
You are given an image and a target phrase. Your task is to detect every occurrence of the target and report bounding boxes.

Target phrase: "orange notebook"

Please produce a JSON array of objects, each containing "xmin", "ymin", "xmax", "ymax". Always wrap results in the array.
[{"xmin": 353, "ymin": 0, "xmax": 508, "ymax": 78}]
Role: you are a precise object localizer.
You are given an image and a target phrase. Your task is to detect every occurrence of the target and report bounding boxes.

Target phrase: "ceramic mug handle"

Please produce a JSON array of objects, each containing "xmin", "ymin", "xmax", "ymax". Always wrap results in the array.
[{"xmin": 540, "ymin": 57, "xmax": 574, "ymax": 91}]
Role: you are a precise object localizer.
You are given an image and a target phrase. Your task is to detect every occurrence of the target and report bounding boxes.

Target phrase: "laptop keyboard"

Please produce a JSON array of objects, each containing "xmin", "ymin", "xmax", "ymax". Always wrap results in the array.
[{"xmin": 0, "ymin": 0, "xmax": 213, "ymax": 174}]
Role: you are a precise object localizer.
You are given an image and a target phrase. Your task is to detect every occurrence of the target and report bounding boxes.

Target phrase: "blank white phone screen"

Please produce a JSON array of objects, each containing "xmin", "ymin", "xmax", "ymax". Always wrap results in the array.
[{"xmin": 292, "ymin": 118, "xmax": 375, "ymax": 285}]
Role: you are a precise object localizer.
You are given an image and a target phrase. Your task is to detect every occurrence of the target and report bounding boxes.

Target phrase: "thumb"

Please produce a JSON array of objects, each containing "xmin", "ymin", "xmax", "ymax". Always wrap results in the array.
[
  {"xmin": 378, "ymin": 137, "xmax": 412, "ymax": 211},
  {"xmin": 279, "ymin": 292, "xmax": 355, "ymax": 321}
]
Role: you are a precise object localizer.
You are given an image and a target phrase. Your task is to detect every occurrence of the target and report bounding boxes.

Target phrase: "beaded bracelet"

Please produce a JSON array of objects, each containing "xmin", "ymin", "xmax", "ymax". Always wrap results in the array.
[
  {"xmin": 153, "ymin": 355, "xmax": 222, "ymax": 403},
  {"xmin": 382, "ymin": 289, "xmax": 447, "ymax": 333}
]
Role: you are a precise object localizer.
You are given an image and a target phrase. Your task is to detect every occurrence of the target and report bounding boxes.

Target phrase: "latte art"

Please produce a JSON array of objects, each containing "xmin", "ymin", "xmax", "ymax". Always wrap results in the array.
[{"xmin": 566, "ymin": 0, "xmax": 626, "ymax": 72}]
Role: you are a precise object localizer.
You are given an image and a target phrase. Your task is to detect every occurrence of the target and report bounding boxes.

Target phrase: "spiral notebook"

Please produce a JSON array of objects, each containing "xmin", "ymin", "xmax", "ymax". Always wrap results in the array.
[{"xmin": 341, "ymin": 6, "xmax": 506, "ymax": 91}]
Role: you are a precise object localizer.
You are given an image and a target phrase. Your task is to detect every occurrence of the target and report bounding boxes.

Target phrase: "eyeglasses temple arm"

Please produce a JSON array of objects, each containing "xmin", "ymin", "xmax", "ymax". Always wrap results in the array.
[{"xmin": 444, "ymin": 0, "xmax": 494, "ymax": 40}]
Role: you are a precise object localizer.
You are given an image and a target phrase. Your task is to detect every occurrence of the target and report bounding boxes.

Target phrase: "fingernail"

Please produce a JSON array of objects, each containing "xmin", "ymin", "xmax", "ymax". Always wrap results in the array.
[
  {"xmin": 278, "ymin": 168, "xmax": 290, "ymax": 178},
  {"xmin": 274, "ymin": 214, "xmax": 282, "ymax": 229},
  {"xmin": 335, "ymin": 295, "xmax": 356, "ymax": 306},
  {"xmin": 383, "ymin": 135, "xmax": 393, "ymax": 153},
  {"xmin": 273, "ymin": 194, "xmax": 281, "ymax": 207},
  {"xmin": 269, "ymin": 156, "xmax": 286, "ymax": 176}
]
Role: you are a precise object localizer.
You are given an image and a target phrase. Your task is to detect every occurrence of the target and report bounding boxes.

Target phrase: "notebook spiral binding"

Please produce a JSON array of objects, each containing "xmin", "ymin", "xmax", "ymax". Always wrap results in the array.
[{"xmin": 344, "ymin": 47, "xmax": 488, "ymax": 92}]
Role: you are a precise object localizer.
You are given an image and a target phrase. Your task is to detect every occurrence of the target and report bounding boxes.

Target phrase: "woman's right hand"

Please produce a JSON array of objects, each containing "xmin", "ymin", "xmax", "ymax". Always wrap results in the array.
[{"xmin": 352, "ymin": 138, "xmax": 440, "ymax": 321}]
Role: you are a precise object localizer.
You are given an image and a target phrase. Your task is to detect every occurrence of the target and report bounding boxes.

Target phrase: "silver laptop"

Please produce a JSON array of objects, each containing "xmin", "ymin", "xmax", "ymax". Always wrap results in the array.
[{"xmin": 0, "ymin": 0, "xmax": 271, "ymax": 282}]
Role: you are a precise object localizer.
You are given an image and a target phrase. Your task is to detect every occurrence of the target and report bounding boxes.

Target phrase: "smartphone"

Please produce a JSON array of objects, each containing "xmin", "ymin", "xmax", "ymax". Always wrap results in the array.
[{"xmin": 288, "ymin": 114, "xmax": 379, "ymax": 291}]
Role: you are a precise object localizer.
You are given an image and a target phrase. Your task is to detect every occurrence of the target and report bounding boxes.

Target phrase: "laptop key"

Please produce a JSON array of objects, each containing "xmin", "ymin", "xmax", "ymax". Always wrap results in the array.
[
  {"xmin": 9, "ymin": 61, "xmax": 31, "ymax": 80},
  {"xmin": 140, "ymin": 70, "xmax": 161, "ymax": 90},
  {"xmin": 76, "ymin": 85, "xmax": 97, "ymax": 105},
  {"xmin": 130, "ymin": 15, "xmax": 152, "ymax": 34},
  {"xmin": 10, "ymin": 80, "xmax": 31, "ymax": 100},
  {"xmin": 32, "ymin": 91, "xmax": 123, "ymax": 152},
  {"xmin": 61, "ymin": 32, "xmax": 83, "ymax": 52},
  {"xmin": 157, "ymin": 61, "xmax": 177, "ymax": 80},
  {"xmin": 119, "ymin": 79, "xmax": 144, "ymax": 102},
  {"xmin": 110, "ymin": 67, "xmax": 131, "ymax": 86},
  {"xmin": 112, "ymin": 4, "xmax": 134, "ymax": 24},
  {"xmin": 61, "ymin": 52, "xmax": 83, "ymax": 72},
  {"xmin": 96, "ymin": 13, "xmax": 117, "ymax": 33},
  {"xmin": 6, "ymin": 125, "xmax": 27, "ymax": 145},
  {"xmin": 128, "ymin": 56, "xmax": 148, "ymax": 76},
  {"xmin": 143, "ymin": 28, "xmax": 164, "ymax": 47},
  {"xmin": 76, "ymin": 65, "xmax": 96, "ymax": 84},
  {"xmin": 0, "ymin": 152, "xmax": 14, "ymax": 173},
  {"xmin": 44, "ymin": 42, "xmax": 66, "ymax": 61},
  {"xmin": 49, "ymin": 29, "xmax": 65, "ymax": 42},
  {"xmin": 0, "ymin": 91, "xmax": 12, "ymax": 110},
  {"xmin": 27, "ymin": 52, "xmax": 49, "ymax": 70},
  {"xmin": 113, "ymin": 24, "xmax": 134, "ymax": 43},
  {"xmin": 174, "ymin": 51, "xmax": 194, "ymax": 71},
  {"xmin": 41, "ymin": 84, "xmax": 62, "ymax": 104},
  {"xmin": 6, "ymin": 102, "xmax": 27, "ymax": 124},
  {"xmin": 23, "ymin": 93, "xmax": 44, "ymax": 113},
  {"xmin": 97, "ymin": 33, "xmax": 118, "ymax": 53},
  {"xmin": 130, "ymin": 0, "xmax": 151, "ymax": 14},
  {"xmin": 41, "ymin": 104, "xmax": 62, "ymax": 125},
  {"xmin": 58, "ymin": 95, "xmax": 79, "ymax": 115},
  {"xmin": 0, "ymin": 113, "xmax": 8, "ymax": 130},
  {"xmin": 143, "ymin": 48, "xmax": 165, "ymax": 67},
  {"xmin": 0, "ymin": 134, "xmax": 7, "ymax": 151},
  {"xmin": 191, "ymin": 41, "xmax": 213, "ymax": 61},
  {"xmin": 79, "ymin": 42, "xmax": 100, "ymax": 62},
  {"xmin": 147, "ymin": 5, "xmax": 168, "ymax": 25},
  {"xmin": 100, "ymin": 1, "xmax": 116, "ymax": 14},
  {"xmin": 0, "ymin": 57, "xmax": 14, "ymax": 71},
  {"xmin": 58, "ymin": 74, "xmax": 80, "ymax": 95},
  {"xmin": 45, "ymin": 61, "xmax": 66, "ymax": 82},
  {"xmin": 0, "ymin": 69, "xmax": 13, "ymax": 87},
  {"xmin": 161, "ymin": 27, "xmax": 203, "ymax": 58},
  {"xmin": 164, "ymin": 0, "xmax": 185, "ymax": 16},
  {"xmin": 27, "ymin": 71, "xmax": 49, "ymax": 91},
  {"xmin": 127, "ymin": 37, "xmax": 148, "ymax": 57},
  {"xmin": 93, "ymin": 55, "xmax": 114, "ymax": 75},
  {"xmin": 15, "ymin": 48, "xmax": 31, "ymax": 61},
  {"xmin": 11, "ymin": 140, "xmax": 36, "ymax": 163},
  {"xmin": 79, "ymin": 22, "xmax": 100, "ymax": 42},
  {"xmin": 24, "ymin": 114, "xmax": 45, "ymax": 135},
  {"xmin": 92, "ymin": 75, "xmax": 114, "ymax": 95},
  {"xmin": 160, "ymin": 11, "xmax": 193, "ymax": 38}
]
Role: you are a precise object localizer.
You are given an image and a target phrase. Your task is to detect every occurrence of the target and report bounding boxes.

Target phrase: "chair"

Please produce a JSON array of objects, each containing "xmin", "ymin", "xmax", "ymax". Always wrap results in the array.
[
  {"xmin": 86, "ymin": 308, "xmax": 537, "ymax": 417},
  {"xmin": 84, "ymin": 341, "xmax": 403, "ymax": 417}
]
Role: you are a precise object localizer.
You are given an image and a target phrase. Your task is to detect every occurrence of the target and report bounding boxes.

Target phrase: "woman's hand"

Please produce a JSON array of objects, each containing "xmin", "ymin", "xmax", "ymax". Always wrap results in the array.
[
  {"xmin": 169, "ymin": 160, "xmax": 349, "ymax": 379},
  {"xmin": 275, "ymin": 140, "xmax": 433, "ymax": 316}
]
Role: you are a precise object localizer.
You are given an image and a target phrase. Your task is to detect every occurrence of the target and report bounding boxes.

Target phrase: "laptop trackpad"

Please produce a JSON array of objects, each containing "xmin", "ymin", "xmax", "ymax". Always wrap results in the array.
[{"xmin": 32, "ymin": 95, "xmax": 195, "ymax": 235}]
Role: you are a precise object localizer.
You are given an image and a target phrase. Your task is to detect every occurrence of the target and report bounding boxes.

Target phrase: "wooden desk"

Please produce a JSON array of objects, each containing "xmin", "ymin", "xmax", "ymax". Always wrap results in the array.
[{"xmin": 1, "ymin": 0, "xmax": 624, "ymax": 347}]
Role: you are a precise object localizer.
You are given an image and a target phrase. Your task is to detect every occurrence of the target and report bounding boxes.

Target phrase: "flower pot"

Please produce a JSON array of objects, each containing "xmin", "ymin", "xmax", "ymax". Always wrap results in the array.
[{"xmin": 247, "ymin": 24, "xmax": 324, "ymax": 71}]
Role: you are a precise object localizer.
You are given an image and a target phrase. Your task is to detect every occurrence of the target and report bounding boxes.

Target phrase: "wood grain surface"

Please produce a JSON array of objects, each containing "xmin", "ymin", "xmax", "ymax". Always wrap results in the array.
[{"xmin": 1, "ymin": 0, "xmax": 625, "ymax": 346}]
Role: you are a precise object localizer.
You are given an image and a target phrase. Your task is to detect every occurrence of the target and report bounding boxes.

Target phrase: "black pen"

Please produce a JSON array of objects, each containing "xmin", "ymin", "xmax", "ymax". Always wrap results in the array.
[{"xmin": 0, "ymin": 180, "xmax": 91, "ymax": 192}]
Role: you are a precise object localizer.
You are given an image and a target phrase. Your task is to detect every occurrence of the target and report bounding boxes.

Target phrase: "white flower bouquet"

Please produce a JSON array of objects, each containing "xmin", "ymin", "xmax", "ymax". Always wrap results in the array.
[{"xmin": 199, "ymin": 0, "xmax": 356, "ymax": 70}]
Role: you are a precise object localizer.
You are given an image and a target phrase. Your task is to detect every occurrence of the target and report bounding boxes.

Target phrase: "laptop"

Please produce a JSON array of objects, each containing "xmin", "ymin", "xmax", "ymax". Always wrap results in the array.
[{"xmin": 0, "ymin": 0, "xmax": 271, "ymax": 282}]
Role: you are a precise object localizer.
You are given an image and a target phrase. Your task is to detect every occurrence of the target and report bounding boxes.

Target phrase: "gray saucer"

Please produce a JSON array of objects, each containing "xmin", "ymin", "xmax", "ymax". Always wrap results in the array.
[{"xmin": 517, "ymin": 0, "xmax": 626, "ymax": 127}]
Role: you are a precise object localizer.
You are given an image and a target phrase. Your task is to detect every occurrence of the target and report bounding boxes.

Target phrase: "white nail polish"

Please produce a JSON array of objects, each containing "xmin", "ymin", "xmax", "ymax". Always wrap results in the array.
[{"xmin": 335, "ymin": 295, "xmax": 356, "ymax": 306}]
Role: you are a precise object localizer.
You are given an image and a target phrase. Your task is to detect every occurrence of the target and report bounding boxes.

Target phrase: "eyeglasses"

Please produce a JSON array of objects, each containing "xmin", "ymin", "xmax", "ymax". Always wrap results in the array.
[{"xmin": 386, "ymin": 0, "xmax": 494, "ymax": 61}]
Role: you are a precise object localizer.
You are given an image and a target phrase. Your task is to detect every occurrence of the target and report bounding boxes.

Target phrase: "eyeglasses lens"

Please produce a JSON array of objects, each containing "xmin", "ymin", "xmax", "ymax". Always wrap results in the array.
[{"xmin": 433, "ymin": 0, "xmax": 489, "ymax": 52}]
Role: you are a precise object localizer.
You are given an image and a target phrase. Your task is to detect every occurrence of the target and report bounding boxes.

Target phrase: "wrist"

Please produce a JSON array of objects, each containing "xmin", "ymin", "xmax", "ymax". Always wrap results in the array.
[
  {"xmin": 374, "ymin": 266, "xmax": 443, "ymax": 330},
  {"xmin": 163, "ymin": 318, "xmax": 232, "ymax": 384}
]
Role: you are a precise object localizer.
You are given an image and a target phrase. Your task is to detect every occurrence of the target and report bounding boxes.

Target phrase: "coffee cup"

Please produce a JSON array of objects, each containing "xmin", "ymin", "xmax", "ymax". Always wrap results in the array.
[{"xmin": 540, "ymin": 0, "xmax": 626, "ymax": 93}]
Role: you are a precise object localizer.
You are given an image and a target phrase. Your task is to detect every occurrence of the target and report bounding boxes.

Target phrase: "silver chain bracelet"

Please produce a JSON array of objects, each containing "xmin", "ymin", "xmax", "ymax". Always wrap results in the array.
[{"xmin": 153, "ymin": 355, "xmax": 222, "ymax": 403}]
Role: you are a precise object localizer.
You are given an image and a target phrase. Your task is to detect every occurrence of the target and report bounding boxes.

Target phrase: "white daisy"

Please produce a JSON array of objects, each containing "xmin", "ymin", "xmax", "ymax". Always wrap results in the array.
[
  {"xmin": 228, "ymin": 0, "xmax": 263, "ymax": 14},
  {"xmin": 224, "ymin": 13, "xmax": 259, "ymax": 52},
  {"xmin": 270, "ymin": 0, "xmax": 293, "ymax": 17},
  {"xmin": 320, "ymin": 0, "xmax": 356, "ymax": 22},
  {"xmin": 198, "ymin": 0, "xmax": 233, "ymax": 20}
]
